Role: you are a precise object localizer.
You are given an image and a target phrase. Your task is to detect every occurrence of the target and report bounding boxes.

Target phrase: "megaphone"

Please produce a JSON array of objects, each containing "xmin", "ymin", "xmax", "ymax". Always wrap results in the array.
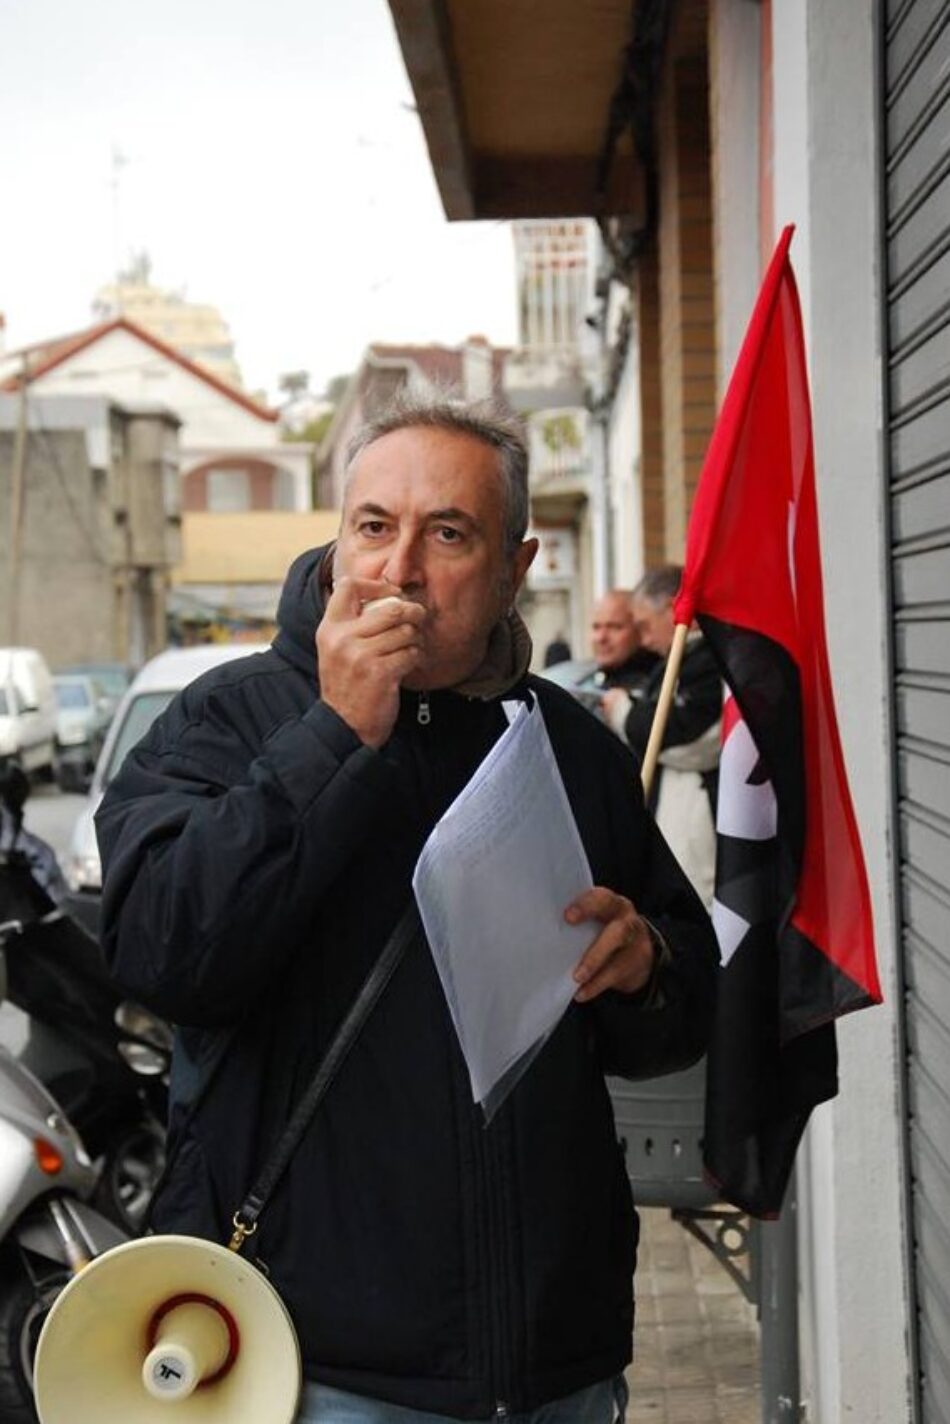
[{"xmin": 33, "ymin": 1235, "xmax": 301, "ymax": 1422}]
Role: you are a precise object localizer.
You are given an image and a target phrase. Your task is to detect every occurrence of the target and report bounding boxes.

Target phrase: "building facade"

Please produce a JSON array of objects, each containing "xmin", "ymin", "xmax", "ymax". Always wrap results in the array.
[
  {"xmin": 506, "ymin": 220, "xmax": 602, "ymax": 664},
  {"xmin": 93, "ymin": 253, "xmax": 244, "ymax": 391},
  {"xmin": 391, "ymin": 1, "xmax": 949, "ymax": 1419},
  {"xmin": 0, "ymin": 317, "xmax": 313, "ymax": 517}
]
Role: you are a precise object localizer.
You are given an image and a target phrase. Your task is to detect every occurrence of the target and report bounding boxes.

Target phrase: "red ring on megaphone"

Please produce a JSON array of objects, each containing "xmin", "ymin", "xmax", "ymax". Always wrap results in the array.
[{"xmin": 145, "ymin": 1292, "xmax": 241, "ymax": 1386}]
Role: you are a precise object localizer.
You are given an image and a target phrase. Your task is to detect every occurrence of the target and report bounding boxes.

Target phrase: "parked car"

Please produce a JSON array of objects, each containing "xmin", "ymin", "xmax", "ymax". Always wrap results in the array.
[
  {"xmin": 0, "ymin": 648, "xmax": 57, "ymax": 780},
  {"xmin": 537, "ymin": 656, "xmax": 605, "ymax": 717},
  {"xmin": 55, "ymin": 663, "xmax": 133, "ymax": 721},
  {"xmin": 51, "ymin": 675, "xmax": 112, "ymax": 793},
  {"xmin": 65, "ymin": 643, "xmax": 269, "ymax": 912}
]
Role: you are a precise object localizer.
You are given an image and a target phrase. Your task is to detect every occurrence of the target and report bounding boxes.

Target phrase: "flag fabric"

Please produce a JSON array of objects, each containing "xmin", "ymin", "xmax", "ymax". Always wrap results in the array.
[{"xmin": 674, "ymin": 225, "xmax": 882, "ymax": 1218}]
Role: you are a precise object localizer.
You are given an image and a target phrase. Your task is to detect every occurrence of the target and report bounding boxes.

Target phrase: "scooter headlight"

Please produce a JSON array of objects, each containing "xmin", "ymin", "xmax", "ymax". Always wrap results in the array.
[{"xmin": 65, "ymin": 851, "xmax": 102, "ymax": 892}]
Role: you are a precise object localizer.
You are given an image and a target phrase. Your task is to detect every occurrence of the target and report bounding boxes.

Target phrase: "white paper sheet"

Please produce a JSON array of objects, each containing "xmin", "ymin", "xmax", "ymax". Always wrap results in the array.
[{"xmin": 412, "ymin": 697, "xmax": 594, "ymax": 1115}]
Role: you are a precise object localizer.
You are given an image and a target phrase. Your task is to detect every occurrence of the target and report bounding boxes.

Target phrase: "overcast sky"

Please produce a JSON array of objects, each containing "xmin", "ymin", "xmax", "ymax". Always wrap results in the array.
[{"xmin": 0, "ymin": 0, "xmax": 517, "ymax": 401}]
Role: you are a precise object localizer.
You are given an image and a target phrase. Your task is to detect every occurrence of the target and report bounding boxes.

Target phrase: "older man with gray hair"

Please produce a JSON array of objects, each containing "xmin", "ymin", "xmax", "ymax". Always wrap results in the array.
[
  {"xmin": 97, "ymin": 397, "xmax": 716, "ymax": 1424},
  {"xmin": 602, "ymin": 566, "xmax": 722, "ymax": 906}
]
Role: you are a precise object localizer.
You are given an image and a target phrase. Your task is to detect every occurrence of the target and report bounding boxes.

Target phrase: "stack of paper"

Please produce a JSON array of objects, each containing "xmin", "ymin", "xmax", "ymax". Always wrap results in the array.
[{"xmin": 412, "ymin": 698, "xmax": 594, "ymax": 1118}]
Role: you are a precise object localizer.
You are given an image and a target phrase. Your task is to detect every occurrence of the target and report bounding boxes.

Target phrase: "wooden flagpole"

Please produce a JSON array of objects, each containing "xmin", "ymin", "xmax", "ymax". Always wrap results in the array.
[{"xmin": 639, "ymin": 622, "xmax": 690, "ymax": 799}]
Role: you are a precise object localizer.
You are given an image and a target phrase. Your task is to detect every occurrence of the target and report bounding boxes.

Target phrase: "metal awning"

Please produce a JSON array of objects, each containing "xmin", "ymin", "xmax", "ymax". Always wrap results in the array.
[{"xmin": 389, "ymin": 0, "xmax": 651, "ymax": 221}]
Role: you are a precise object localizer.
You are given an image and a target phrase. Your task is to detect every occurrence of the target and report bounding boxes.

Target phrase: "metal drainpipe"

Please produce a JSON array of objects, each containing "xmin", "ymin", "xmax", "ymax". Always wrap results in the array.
[{"xmin": 758, "ymin": 1183, "xmax": 801, "ymax": 1423}]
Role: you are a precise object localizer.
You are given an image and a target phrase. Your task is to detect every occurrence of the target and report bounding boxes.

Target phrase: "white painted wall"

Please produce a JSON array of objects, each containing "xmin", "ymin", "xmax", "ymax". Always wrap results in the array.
[
  {"xmin": 607, "ymin": 329, "xmax": 643, "ymax": 588},
  {"xmin": 770, "ymin": 3, "xmax": 912, "ymax": 1421},
  {"xmin": 29, "ymin": 327, "xmax": 277, "ymax": 450},
  {"xmin": 709, "ymin": 0, "xmax": 761, "ymax": 388}
]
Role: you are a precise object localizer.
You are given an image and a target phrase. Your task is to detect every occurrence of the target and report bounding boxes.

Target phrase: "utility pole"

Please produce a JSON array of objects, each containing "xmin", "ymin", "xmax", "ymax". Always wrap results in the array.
[
  {"xmin": 7, "ymin": 357, "xmax": 29, "ymax": 642},
  {"xmin": 110, "ymin": 144, "xmax": 130, "ymax": 295}
]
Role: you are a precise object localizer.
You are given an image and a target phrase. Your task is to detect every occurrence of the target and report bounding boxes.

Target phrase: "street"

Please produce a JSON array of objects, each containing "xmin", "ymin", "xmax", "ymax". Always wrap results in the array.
[{"xmin": 22, "ymin": 780, "xmax": 86, "ymax": 862}]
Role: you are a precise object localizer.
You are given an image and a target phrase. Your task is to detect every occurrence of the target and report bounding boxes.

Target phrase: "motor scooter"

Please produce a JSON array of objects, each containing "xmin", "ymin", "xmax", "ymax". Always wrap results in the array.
[
  {"xmin": 0, "ymin": 761, "xmax": 171, "ymax": 1233},
  {"xmin": 0, "ymin": 991, "xmax": 128, "ymax": 1421}
]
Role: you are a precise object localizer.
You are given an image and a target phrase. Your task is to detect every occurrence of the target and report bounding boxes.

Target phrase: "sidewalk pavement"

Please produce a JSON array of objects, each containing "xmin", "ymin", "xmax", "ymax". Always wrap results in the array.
[{"xmin": 624, "ymin": 1207, "xmax": 761, "ymax": 1424}]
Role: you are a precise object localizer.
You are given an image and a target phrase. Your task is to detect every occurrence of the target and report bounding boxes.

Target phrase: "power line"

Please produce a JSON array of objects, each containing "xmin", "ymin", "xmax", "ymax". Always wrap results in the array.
[{"xmin": 30, "ymin": 410, "xmax": 110, "ymax": 567}]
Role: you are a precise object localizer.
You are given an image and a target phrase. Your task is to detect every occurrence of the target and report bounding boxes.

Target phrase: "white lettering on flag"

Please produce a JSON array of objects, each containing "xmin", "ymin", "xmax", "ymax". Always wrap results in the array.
[{"xmin": 717, "ymin": 709, "xmax": 778, "ymax": 842}]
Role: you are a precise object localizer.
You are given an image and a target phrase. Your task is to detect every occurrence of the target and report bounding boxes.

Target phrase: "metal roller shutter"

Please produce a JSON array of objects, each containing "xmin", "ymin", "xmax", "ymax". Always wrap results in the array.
[{"xmin": 883, "ymin": 1, "xmax": 950, "ymax": 1419}]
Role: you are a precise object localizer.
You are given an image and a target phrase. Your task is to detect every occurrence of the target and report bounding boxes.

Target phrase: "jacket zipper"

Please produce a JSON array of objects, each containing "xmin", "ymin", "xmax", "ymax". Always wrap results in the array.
[
  {"xmin": 413, "ymin": 689, "xmax": 515, "ymax": 1414},
  {"xmin": 485, "ymin": 1121, "xmax": 515, "ymax": 1415}
]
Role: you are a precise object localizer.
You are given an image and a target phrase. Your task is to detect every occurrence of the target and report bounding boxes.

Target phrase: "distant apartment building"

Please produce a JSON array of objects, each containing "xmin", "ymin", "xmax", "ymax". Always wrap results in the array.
[
  {"xmin": 93, "ymin": 253, "xmax": 243, "ymax": 390},
  {"xmin": 506, "ymin": 220, "xmax": 601, "ymax": 663},
  {"xmin": 316, "ymin": 337, "xmax": 509, "ymax": 510}
]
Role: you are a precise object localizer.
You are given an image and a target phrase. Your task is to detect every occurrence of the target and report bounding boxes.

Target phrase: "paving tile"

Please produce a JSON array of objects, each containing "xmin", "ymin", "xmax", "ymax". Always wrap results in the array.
[
  {"xmin": 626, "ymin": 1384, "xmax": 667, "ymax": 1423},
  {"xmin": 656, "ymin": 1292, "xmax": 705, "ymax": 1325},
  {"xmin": 625, "ymin": 1209, "xmax": 761, "ymax": 1422},
  {"xmin": 664, "ymin": 1389, "xmax": 720, "ymax": 1424}
]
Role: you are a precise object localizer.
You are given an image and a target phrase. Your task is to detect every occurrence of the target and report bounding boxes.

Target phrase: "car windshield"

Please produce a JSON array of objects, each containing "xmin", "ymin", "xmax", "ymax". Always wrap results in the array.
[
  {"xmin": 0, "ymin": 689, "xmax": 8, "ymax": 716},
  {"xmin": 55, "ymin": 681, "xmax": 92, "ymax": 709},
  {"xmin": 60, "ymin": 666, "xmax": 129, "ymax": 698},
  {"xmin": 103, "ymin": 691, "xmax": 175, "ymax": 785},
  {"xmin": 89, "ymin": 669, "xmax": 129, "ymax": 698}
]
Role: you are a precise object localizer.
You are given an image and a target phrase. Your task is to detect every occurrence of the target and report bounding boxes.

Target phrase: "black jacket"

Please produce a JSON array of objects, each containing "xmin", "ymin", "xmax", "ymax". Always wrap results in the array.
[
  {"xmin": 623, "ymin": 636, "xmax": 722, "ymax": 814},
  {"xmin": 593, "ymin": 648, "xmax": 660, "ymax": 694},
  {"xmin": 96, "ymin": 546, "xmax": 717, "ymax": 1420}
]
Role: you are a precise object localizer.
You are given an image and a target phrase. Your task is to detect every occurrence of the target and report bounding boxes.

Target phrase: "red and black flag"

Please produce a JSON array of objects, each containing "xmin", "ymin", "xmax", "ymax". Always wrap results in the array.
[{"xmin": 674, "ymin": 226, "xmax": 882, "ymax": 1217}]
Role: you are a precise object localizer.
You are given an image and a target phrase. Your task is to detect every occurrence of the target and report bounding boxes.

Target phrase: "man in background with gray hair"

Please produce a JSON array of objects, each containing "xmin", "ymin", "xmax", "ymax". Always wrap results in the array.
[
  {"xmin": 98, "ymin": 398, "xmax": 716, "ymax": 1424},
  {"xmin": 603, "ymin": 566, "xmax": 722, "ymax": 906}
]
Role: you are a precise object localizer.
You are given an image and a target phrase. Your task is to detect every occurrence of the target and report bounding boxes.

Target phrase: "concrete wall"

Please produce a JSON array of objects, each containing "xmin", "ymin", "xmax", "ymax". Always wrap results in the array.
[
  {"xmin": 635, "ymin": 247, "xmax": 666, "ymax": 568},
  {"xmin": 0, "ymin": 427, "xmax": 117, "ymax": 666},
  {"xmin": 0, "ymin": 395, "xmax": 181, "ymax": 668},
  {"xmin": 174, "ymin": 510, "xmax": 340, "ymax": 586},
  {"xmin": 769, "ymin": 2, "xmax": 913, "ymax": 1419},
  {"xmin": 608, "ymin": 330, "xmax": 645, "ymax": 588},
  {"xmin": 708, "ymin": 0, "xmax": 762, "ymax": 387}
]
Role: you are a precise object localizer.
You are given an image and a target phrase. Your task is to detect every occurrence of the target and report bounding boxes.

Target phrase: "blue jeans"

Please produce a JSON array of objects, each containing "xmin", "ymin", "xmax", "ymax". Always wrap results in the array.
[{"xmin": 296, "ymin": 1377, "xmax": 628, "ymax": 1423}]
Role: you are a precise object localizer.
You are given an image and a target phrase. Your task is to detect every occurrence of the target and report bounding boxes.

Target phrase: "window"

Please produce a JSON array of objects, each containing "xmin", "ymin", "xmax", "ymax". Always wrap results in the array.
[
  {"xmin": 273, "ymin": 467, "xmax": 297, "ymax": 510},
  {"xmin": 206, "ymin": 468, "xmax": 251, "ymax": 512},
  {"xmin": 55, "ymin": 681, "xmax": 92, "ymax": 710},
  {"xmin": 104, "ymin": 692, "xmax": 175, "ymax": 785}
]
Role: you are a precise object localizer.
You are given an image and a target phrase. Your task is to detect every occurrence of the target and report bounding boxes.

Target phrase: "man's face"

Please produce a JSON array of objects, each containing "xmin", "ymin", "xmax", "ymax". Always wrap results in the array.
[
  {"xmin": 334, "ymin": 426, "xmax": 536, "ymax": 690},
  {"xmin": 590, "ymin": 594, "xmax": 639, "ymax": 670},
  {"xmin": 632, "ymin": 595, "xmax": 676, "ymax": 655}
]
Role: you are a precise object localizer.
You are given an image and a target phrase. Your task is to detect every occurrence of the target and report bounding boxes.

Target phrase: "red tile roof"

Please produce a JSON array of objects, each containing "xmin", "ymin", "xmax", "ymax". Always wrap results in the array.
[{"xmin": 1, "ymin": 317, "xmax": 279, "ymax": 423}]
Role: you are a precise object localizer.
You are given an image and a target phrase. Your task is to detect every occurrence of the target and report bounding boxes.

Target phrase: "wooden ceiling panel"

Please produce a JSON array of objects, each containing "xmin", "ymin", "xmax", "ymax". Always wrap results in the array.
[
  {"xmin": 389, "ymin": 0, "xmax": 646, "ymax": 219},
  {"xmin": 447, "ymin": 0, "xmax": 636, "ymax": 156}
]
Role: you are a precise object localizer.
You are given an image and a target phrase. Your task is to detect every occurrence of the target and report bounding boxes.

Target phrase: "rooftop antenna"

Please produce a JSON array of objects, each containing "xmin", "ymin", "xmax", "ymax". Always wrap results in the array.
[{"xmin": 110, "ymin": 145, "xmax": 130, "ymax": 306}]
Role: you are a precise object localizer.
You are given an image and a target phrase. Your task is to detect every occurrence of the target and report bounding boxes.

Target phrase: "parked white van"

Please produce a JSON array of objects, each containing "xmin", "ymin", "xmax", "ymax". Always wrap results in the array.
[
  {"xmin": 0, "ymin": 647, "xmax": 57, "ymax": 778},
  {"xmin": 65, "ymin": 642, "xmax": 268, "ymax": 898}
]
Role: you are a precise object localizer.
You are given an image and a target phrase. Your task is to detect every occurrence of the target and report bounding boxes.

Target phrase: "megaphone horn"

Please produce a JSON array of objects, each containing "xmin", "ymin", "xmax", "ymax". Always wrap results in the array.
[
  {"xmin": 143, "ymin": 1292, "xmax": 240, "ymax": 1399},
  {"xmin": 33, "ymin": 1235, "xmax": 301, "ymax": 1422}
]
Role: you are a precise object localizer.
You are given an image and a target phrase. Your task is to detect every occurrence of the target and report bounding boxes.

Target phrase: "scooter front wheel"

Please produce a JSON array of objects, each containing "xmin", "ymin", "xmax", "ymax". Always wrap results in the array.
[
  {"xmin": 0, "ymin": 1259, "xmax": 70, "ymax": 1424},
  {"xmin": 94, "ymin": 1115, "xmax": 166, "ymax": 1234}
]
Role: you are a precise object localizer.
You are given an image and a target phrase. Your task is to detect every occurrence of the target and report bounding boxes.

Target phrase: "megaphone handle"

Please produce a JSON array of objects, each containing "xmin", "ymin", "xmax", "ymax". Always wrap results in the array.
[{"xmin": 229, "ymin": 901, "xmax": 420, "ymax": 1251}]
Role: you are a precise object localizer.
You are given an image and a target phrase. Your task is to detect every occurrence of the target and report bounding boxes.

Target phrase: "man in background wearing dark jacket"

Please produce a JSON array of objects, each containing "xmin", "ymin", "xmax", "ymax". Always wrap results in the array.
[
  {"xmin": 97, "ymin": 399, "xmax": 717, "ymax": 1424},
  {"xmin": 590, "ymin": 589, "xmax": 660, "ymax": 695},
  {"xmin": 603, "ymin": 567, "xmax": 722, "ymax": 906}
]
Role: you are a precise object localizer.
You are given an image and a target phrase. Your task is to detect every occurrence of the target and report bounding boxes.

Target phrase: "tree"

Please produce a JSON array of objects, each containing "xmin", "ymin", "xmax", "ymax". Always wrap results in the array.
[
  {"xmin": 539, "ymin": 413, "xmax": 581, "ymax": 455},
  {"xmin": 278, "ymin": 370, "xmax": 311, "ymax": 401}
]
